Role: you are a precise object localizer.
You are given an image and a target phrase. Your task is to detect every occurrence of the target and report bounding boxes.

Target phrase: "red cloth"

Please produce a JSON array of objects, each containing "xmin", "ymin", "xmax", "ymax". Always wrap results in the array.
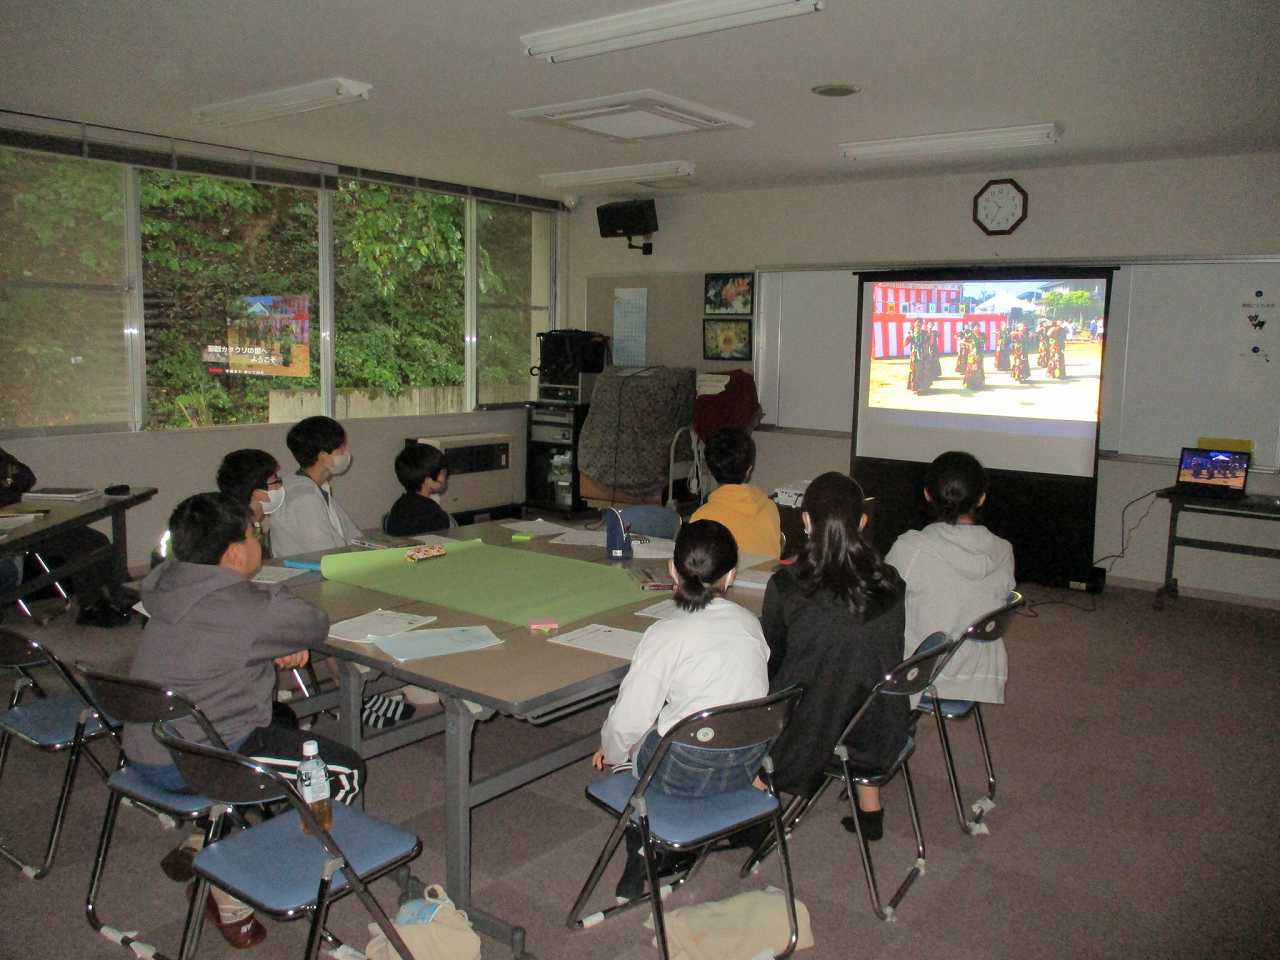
[{"xmin": 692, "ymin": 369, "xmax": 761, "ymax": 440}]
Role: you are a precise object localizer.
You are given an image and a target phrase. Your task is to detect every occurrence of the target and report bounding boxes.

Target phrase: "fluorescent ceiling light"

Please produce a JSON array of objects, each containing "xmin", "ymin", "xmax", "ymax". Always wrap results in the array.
[
  {"xmin": 839, "ymin": 123, "xmax": 1062, "ymax": 161},
  {"xmin": 193, "ymin": 78, "xmax": 373, "ymax": 127},
  {"xmin": 522, "ymin": 0, "xmax": 824, "ymax": 63},
  {"xmin": 539, "ymin": 161, "xmax": 695, "ymax": 190}
]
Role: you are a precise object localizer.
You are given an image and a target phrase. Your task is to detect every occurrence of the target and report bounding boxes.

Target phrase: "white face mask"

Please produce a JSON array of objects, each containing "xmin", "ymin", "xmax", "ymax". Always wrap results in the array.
[
  {"xmin": 262, "ymin": 486, "xmax": 286, "ymax": 515},
  {"xmin": 328, "ymin": 450, "xmax": 352, "ymax": 476}
]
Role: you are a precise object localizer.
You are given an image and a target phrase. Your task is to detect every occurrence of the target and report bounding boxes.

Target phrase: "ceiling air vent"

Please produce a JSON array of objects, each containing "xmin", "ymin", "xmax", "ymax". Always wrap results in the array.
[{"xmin": 511, "ymin": 89, "xmax": 752, "ymax": 142}]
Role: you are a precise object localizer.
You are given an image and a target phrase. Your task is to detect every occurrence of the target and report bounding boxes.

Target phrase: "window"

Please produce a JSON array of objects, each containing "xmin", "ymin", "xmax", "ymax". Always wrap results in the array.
[
  {"xmin": 475, "ymin": 202, "xmax": 553, "ymax": 406},
  {"xmin": 0, "ymin": 132, "xmax": 559, "ymax": 437},
  {"xmin": 140, "ymin": 171, "xmax": 320, "ymax": 429},
  {"xmin": 332, "ymin": 180, "xmax": 466, "ymax": 419},
  {"xmin": 0, "ymin": 148, "xmax": 132, "ymax": 432}
]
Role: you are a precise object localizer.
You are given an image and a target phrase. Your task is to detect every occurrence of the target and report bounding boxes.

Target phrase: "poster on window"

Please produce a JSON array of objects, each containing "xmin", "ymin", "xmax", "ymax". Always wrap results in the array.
[{"xmin": 203, "ymin": 295, "xmax": 311, "ymax": 377}]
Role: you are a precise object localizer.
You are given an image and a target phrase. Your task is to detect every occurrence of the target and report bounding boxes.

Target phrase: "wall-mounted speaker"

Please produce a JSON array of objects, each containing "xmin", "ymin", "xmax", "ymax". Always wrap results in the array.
[{"xmin": 597, "ymin": 198, "xmax": 658, "ymax": 239}]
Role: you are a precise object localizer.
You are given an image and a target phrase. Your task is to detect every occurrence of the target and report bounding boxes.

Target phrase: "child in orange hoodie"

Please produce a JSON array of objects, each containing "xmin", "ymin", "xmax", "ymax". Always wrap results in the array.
[{"xmin": 690, "ymin": 429, "xmax": 782, "ymax": 558}]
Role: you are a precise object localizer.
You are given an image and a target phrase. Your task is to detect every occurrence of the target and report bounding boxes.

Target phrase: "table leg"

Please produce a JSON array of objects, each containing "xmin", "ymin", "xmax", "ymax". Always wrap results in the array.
[
  {"xmin": 334, "ymin": 660, "xmax": 365, "ymax": 754},
  {"xmin": 442, "ymin": 695, "xmax": 527, "ymax": 958},
  {"xmin": 110, "ymin": 508, "xmax": 129, "ymax": 588},
  {"xmin": 1155, "ymin": 500, "xmax": 1181, "ymax": 610}
]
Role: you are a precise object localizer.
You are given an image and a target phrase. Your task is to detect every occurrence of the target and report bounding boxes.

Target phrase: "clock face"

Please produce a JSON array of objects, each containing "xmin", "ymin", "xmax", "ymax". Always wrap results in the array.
[{"xmin": 973, "ymin": 179, "xmax": 1028, "ymax": 235}]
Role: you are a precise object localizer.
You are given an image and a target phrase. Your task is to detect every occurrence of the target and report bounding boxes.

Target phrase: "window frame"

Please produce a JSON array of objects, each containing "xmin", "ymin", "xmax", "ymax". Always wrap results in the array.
[{"xmin": 0, "ymin": 118, "xmax": 561, "ymax": 437}]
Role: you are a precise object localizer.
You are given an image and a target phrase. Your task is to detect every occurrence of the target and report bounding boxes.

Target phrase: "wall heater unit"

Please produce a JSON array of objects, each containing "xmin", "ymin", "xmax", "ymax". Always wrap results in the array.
[{"xmin": 409, "ymin": 433, "xmax": 513, "ymax": 515}]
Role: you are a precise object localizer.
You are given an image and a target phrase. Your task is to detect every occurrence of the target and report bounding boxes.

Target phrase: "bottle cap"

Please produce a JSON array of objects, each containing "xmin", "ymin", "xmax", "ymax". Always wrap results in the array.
[{"xmin": 302, "ymin": 739, "xmax": 319, "ymax": 758}]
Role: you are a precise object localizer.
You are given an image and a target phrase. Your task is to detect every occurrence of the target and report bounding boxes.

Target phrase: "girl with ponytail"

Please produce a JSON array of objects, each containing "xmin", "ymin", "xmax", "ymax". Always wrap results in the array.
[
  {"xmin": 886, "ymin": 451, "xmax": 1014, "ymax": 704},
  {"xmin": 593, "ymin": 519, "xmax": 771, "ymax": 898},
  {"xmin": 763, "ymin": 472, "xmax": 909, "ymax": 841}
]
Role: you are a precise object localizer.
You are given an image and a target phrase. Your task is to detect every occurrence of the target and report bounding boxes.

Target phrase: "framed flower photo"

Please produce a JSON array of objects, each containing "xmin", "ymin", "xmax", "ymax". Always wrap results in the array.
[
  {"xmin": 703, "ymin": 318, "xmax": 752, "ymax": 361},
  {"xmin": 704, "ymin": 272, "xmax": 754, "ymax": 316}
]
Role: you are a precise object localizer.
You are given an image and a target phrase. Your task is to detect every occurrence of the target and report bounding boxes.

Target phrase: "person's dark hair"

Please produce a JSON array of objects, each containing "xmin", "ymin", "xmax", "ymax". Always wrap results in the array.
[
  {"xmin": 795, "ymin": 472, "xmax": 899, "ymax": 617},
  {"xmin": 169, "ymin": 492, "xmax": 251, "ymax": 566},
  {"xmin": 924, "ymin": 451, "xmax": 988, "ymax": 524},
  {"xmin": 286, "ymin": 416, "xmax": 346, "ymax": 468},
  {"xmin": 704, "ymin": 429, "xmax": 756, "ymax": 485},
  {"xmin": 215, "ymin": 449, "xmax": 279, "ymax": 506},
  {"xmin": 395, "ymin": 443, "xmax": 448, "ymax": 494},
  {"xmin": 671, "ymin": 519, "xmax": 738, "ymax": 612}
]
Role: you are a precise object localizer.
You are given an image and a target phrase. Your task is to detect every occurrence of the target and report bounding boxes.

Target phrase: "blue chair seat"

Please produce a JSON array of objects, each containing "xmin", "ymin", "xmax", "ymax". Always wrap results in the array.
[
  {"xmin": 192, "ymin": 801, "xmax": 420, "ymax": 915},
  {"xmin": 587, "ymin": 772, "xmax": 778, "ymax": 847},
  {"xmin": 0, "ymin": 694, "xmax": 112, "ymax": 748},
  {"xmin": 107, "ymin": 766, "xmax": 214, "ymax": 816},
  {"xmin": 917, "ymin": 695, "xmax": 976, "ymax": 720}
]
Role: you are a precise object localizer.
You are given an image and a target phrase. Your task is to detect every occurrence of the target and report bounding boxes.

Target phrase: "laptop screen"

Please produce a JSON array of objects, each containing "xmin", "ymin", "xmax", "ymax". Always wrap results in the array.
[{"xmin": 1175, "ymin": 448, "xmax": 1250, "ymax": 497}]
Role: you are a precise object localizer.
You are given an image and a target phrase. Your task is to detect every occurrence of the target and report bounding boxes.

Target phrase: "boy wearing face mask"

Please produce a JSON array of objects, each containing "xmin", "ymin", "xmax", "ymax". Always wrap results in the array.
[
  {"xmin": 216, "ymin": 448, "xmax": 287, "ymax": 546},
  {"xmin": 270, "ymin": 416, "xmax": 361, "ymax": 557}
]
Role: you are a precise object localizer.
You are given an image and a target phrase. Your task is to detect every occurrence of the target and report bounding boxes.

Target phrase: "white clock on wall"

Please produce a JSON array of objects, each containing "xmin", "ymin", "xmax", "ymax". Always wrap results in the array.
[{"xmin": 972, "ymin": 178, "xmax": 1028, "ymax": 235}]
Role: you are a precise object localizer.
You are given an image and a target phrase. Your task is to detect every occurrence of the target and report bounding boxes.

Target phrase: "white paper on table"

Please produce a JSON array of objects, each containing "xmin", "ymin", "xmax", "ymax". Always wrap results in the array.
[
  {"xmin": 375, "ymin": 625, "xmax": 503, "ymax": 662},
  {"xmin": 732, "ymin": 565, "xmax": 777, "ymax": 592},
  {"xmin": 549, "ymin": 529, "xmax": 675, "ymax": 559},
  {"xmin": 409, "ymin": 533, "xmax": 455, "ymax": 547},
  {"xmin": 635, "ymin": 598, "xmax": 679, "ymax": 620},
  {"xmin": 251, "ymin": 566, "xmax": 310, "ymax": 584},
  {"xmin": 329, "ymin": 609, "xmax": 438, "ymax": 644},
  {"xmin": 0, "ymin": 514, "xmax": 38, "ymax": 531},
  {"xmin": 501, "ymin": 518, "xmax": 575, "ymax": 536},
  {"xmin": 546, "ymin": 623, "xmax": 644, "ymax": 661}
]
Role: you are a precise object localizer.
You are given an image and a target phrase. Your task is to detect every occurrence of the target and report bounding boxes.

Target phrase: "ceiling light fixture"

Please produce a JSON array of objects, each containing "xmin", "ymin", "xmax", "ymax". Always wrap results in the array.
[
  {"xmin": 811, "ymin": 83, "xmax": 860, "ymax": 98},
  {"xmin": 839, "ymin": 123, "xmax": 1062, "ymax": 161},
  {"xmin": 539, "ymin": 160, "xmax": 695, "ymax": 190},
  {"xmin": 522, "ymin": 0, "xmax": 824, "ymax": 63},
  {"xmin": 192, "ymin": 78, "xmax": 373, "ymax": 127}
]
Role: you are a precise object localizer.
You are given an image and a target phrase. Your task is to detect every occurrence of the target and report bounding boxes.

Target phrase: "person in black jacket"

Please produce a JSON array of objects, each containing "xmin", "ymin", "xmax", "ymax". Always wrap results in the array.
[
  {"xmin": 384, "ymin": 443, "xmax": 452, "ymax": 537},
  {"xmin": 761, "ymin": 471, "xmax": 909, "ymax": 842}
]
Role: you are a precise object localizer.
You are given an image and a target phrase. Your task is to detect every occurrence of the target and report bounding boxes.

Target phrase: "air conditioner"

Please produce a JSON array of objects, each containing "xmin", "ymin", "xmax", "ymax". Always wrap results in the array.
[{"xmin": 409, "ymin": 433, "xmax": 513, "ymax": 515}]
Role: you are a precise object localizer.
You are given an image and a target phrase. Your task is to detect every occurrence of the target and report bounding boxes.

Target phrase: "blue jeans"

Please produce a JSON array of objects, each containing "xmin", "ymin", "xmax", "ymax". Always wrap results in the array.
[{"xmin": 633, "ymin": 728, "xmax": 767, "ymax": 799}]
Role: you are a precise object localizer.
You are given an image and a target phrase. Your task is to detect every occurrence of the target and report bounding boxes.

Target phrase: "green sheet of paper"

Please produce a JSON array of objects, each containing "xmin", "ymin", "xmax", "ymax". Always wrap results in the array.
[{"xmin": 319, "ymin": 542, "xmax": 643, "ymax": 625}]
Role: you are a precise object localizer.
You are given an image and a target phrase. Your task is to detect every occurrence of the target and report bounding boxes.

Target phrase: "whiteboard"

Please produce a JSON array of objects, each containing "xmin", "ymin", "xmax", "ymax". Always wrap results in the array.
[
  {"xmin": 1103, "ymin": 261, "xmax": 1280, "ymax": 468},
  {"xmin": 756, "ymin": 270, "xmax": 859, "ymax": 431}
]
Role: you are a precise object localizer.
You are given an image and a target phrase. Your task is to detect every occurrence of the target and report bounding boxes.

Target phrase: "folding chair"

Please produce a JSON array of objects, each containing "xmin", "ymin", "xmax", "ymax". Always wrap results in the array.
[
  {"xmin": 740, "ymin": 639, "xmax": 962, "ymax": 922},
  {"xmin": 915, "ymin": 591, "xmax": 1025, "ymax": 836},
  {"xmin": 76, "ymin": 667, "xmax": 225, "ymax": 957},
  {"xmin": 567, "ymin": 688, "xmax": 804, "ymax": 960},
  {"xmin": 0, "ymin": 628, "xmax": 117, "ymax": 879},
  {"xmin": 14, "ymin": 550, "xmax": 72, "ymax": 623},
  {"xmin": 155, "ymin": 725, "xmax": 421, "ymax": 960}
]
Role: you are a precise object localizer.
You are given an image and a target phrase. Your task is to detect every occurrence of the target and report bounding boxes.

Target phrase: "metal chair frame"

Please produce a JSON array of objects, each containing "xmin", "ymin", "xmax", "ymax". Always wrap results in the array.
[
  {"xmin": 76, "ymin": 666, "xmax": 230, "ymax": 960},
  {"xmin": 740, "ymin": 639, "xmax": 963, "ymax": 922},
  {"xmin": 0, "ymin": 629, "xmax": 117, "ymax": 879},
  {"xmin": 154, "ymin": 725, "xmax": 420, "ymax": 960},
  {"xmin": 13, "ymin": 550, "xmax": 73, "ymax": 623},
  {"xmin": 915, "ymin": 591, "xmax": 1024, "ymax": 836},
  {"xmin": 568, "ymin": 687, "xmax": 804, "ymax": 960}
]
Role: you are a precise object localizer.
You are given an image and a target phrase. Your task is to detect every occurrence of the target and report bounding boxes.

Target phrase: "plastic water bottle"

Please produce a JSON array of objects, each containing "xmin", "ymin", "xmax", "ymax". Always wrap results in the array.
[{"xmin": 297, "ymin": 739, "xmax": 333, "ymax": 834}]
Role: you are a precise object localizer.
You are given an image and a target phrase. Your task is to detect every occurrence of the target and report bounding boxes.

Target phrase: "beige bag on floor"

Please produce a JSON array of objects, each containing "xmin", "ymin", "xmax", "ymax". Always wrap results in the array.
[
  {"xmin": 364, "ymin": 885, "xmax": 481, "ymax": 960},
  {"xmin": 643, "ymin": 886, "xmax": 814, "ymax": 960}
]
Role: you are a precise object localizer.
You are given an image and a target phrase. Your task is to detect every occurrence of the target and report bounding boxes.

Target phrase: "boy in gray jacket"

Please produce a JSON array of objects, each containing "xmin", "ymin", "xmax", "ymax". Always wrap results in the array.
[{"xmin": 126, "ymin": 492, "xmax": 364, "ymax": 949}]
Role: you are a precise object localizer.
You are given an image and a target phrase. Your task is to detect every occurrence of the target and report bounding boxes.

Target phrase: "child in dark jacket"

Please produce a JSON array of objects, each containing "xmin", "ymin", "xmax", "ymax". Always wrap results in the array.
[
  {"xmin": 385, "ymin": 443, "xmax": 452, "ymax": 536},
  {"xmin": 761, "ymin": 472, "xmax": 910, "ymax": 841}
]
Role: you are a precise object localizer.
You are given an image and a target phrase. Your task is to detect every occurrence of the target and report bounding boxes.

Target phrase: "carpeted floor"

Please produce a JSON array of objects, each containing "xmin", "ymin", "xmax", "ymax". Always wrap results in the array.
[{"xmin": 0, "ymin": 584, "xmax": 1276, "ymax": 960}]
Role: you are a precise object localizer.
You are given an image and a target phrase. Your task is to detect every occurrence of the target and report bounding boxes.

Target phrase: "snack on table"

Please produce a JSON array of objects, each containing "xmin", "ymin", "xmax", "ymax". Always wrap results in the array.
[{"xmin": 405, "ymin": 544, "xmax": 447, "ymax": 562}]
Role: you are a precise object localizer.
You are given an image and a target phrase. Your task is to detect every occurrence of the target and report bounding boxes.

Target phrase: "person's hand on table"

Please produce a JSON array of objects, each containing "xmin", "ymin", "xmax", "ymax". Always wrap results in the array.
[
  {"xmin": 591, "ymin": 750, "xmax": 606, "ymax": 770},
  {"xmin": 274, "ymin": 650, "xmax": 310, "ymax": 670}
]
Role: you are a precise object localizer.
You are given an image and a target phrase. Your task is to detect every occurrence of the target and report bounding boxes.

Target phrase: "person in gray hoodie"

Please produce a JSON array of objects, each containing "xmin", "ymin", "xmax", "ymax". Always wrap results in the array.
[
  {"xmin": 125, "ymin": 492, "xmax": 364, "ymax": 949},
  {"xmin": 886, "ymin": 451, "xmax": 1015, "ymax": 704}
]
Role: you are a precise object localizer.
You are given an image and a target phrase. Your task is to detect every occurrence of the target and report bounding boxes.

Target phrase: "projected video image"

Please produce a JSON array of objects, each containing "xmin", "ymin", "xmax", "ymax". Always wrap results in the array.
[{"xmin": 867, "ymin": 279, "xmax": 1105, "ymax": 421}]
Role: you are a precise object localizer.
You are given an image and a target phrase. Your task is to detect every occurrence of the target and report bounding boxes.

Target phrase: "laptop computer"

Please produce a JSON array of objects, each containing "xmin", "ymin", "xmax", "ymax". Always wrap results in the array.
[{"xmin": 1174, "ymin": 447, "xmax": 1250, "ymax": 499}]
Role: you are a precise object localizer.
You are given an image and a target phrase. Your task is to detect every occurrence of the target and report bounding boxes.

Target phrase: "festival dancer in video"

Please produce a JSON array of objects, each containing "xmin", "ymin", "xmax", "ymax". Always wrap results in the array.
[
  {"xmin": 954, "ymin": 321, "xmax": 971, "ymax": 374},
  {"xmin": 906, "ymin": 320, "xmax": 924, "ymax": 393},
  {"xmin": 962, "ymin": 323, "xmax": 987, "ymax": 390},
  {"xmin": 1048, "ymin": 320, "xmax": 1068, "ymax": 379},
  {"xmin": 1010, "ymin": 323, "xmax": 1031, "ymax": 383},
  {"xmin": 926, "ymin": 321, "xmax": 943, "ymax": 381},
  {"xmin": 994, "ymin": 322, "xmax": 1011, "ymax": 371},
  {"xmin": 1036, "ymin": 320, "xmax": 1051, "ymax": 368}
]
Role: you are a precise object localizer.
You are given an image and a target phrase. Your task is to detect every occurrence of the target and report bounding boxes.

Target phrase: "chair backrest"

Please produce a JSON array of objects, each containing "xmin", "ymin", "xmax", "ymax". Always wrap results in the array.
[
  {"xmin": 958, "ymin": 591, "xmax": 1024, "ymax": 644},
  {"xmin": 620, "ymin": 505, "xmax": 681, "ymax": 540},
  {"xmin": 837, "ymin": 638, "xmax": 961, "ymax": 747},
  {"xmin": 635, "ymin": 687, "xmax": 803, "ymax": 795},
  {"xmin": 153, "ymin": 724, "xmax": 300, "ymax": 815},
  {"xmin": 76, "ymin": 664, "xmax": 227, "ymax": 749},
  {"xmin": 1, "ymin": 628, "xmax": 100, "ymax": 710}
]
